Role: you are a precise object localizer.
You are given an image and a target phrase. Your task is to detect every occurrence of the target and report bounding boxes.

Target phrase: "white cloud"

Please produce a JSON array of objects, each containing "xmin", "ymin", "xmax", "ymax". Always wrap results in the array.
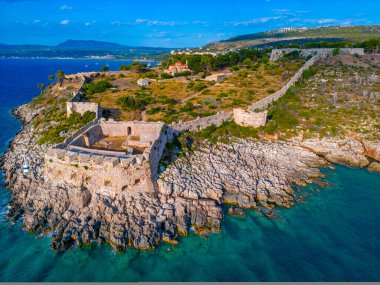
[
  {"xmin": 135, "ymin": 18, "xmax": 183, "ymax": 26},
  {"xmin": 111, "ymin": 21, "xmax": 132, "ymax": 25},
  {"xmin": 302, "ymin": 18, "xmax": 368, "ymax": 26},
  {"xmin": 224, "ymin": 16, "xmax": 281, "ymax": 27},
  {"xmin": 33, "ymin": 19, "xmax": 41, "ymax": 24},
  {"xmin": 193, "ymin": 20, "xmax": 208, "ymax": 25},
  {"xmin": 84, "ymin": 20, "xmax": 96, "ymax": 26},
  {"xmin": 145, "ymin": 31, "xmax": 170, "ymax": 38},
  {"xmin": 60, "ymin": 4, "xmax": 72, "ymax": 10},
  {"xmin": 304, "ymin": 18, "xmax": 345, "ymax": 25},
  {"xmin": 60, "ymin": 19, "xmax": 70, "ymax": 25}
]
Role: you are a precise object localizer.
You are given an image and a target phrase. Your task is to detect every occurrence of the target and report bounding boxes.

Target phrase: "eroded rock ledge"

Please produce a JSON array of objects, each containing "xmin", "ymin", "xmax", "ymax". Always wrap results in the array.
[
  {"xmin": 1, "ymin": 104, "xmax": 329, "ymax": 251},
  {"xmin": 4, "ymin": 103, "xmax": 379, "ymax": 252}
]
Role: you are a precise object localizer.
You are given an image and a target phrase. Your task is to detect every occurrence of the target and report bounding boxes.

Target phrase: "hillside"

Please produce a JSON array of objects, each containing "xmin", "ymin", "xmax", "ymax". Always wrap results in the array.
[
  {"xmin": 56, "ymin": 39, "xmax": 127, "ymax": 50},
  {"xmin": 204, "ymin": 25, "xmax": 380, "ymax": 51},
  {"xmin": 0, "ymin": 40, "xmax": 172, "ymax": 59}
]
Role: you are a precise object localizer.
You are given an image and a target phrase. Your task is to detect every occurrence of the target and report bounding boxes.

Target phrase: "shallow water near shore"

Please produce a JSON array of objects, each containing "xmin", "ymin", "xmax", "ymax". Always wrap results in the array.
[{"xmin": 0, "ymin": 59, "xmax": 379, "ymax": 282}]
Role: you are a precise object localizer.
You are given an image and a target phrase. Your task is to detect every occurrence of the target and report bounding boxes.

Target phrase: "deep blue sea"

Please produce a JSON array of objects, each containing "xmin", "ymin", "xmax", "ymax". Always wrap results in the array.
[{"xmin": 0, "ymin": 58, "xmax": 379, "ymax": 282}]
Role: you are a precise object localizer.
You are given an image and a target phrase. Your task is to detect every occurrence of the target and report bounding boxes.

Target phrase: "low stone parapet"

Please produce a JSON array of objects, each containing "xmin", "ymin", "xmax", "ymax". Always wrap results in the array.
[{"xmin": 170, "ymin": 111, "xmax": 233, "ymax": 132}]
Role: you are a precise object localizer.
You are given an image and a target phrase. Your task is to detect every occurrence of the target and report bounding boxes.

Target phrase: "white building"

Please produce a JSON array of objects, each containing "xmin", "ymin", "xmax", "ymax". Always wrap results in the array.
[{"xmin": 137, "ymin": 78, "xmax": 150, "ymax": 86}]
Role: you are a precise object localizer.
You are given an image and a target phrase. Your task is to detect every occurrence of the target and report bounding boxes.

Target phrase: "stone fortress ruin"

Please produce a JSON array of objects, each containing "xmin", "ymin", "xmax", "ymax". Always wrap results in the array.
[
  {"xmin": 45, "ymin": 119, "xmax": 173, "ymax": 205},
  {"xmin": 45, "ymin": 48, "xmax": 365, "ymax": 202}
]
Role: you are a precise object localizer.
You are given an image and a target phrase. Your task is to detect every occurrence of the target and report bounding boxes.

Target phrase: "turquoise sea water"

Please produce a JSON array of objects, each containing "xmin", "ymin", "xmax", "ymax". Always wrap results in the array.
[{"xmin": 0, "ymin": 59, "xmax": 379, "ymax": 282}]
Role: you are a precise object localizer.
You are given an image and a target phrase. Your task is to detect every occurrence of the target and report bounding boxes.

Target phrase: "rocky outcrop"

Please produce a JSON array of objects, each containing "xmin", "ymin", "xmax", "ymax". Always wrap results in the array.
[
  {"xmin": 363, "ymin": 141, "xmax": 380, "ymax": 162},
  {"xmin": 368, "ymin": 162, "xmax": 380, "ymax": 173},
  {"xmin": 158, "ymin": 140, "xmax": 327, "ymax": 214},
  {"xmin": 300, "ymin": 137, "xmax": 370, "ymax": 168},
  {"xmin": 1, "ymin": 103, "xmax": 328, "ymax": 251}
]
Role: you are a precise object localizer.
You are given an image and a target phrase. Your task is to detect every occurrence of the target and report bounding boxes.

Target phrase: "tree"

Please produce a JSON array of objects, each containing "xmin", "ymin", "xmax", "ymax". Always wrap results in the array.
[
  {"xmin": 56, "ymin": 70, "xmax": 65, "ymax": 86},
  {"xmin": 48, "ymin": 74, "xmax": 55, "ymax": 80},
  {"xmin": 333, "ymin": 48, "xmax": 340, "ymax": 56},
  {"xmin": 101, "ymin": 65, "xmax": 109, "ymax": 72},
  {"xmin": 37, "ymin": 83, "xmax": 45, "ymax": 91}
]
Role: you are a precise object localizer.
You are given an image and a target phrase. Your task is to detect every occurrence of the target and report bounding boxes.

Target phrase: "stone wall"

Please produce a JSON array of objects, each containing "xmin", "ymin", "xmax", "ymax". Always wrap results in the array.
[
  {"xmin": 44, "ymin": 148, "xmax": 153, "ymax": 199},
  {"xmin": 67, "ymin": 100, "xmax": 100, "ymax": 118},
  {"xmin": 248, "ymin": 55, "xmax": 319, "ymax": 112},
  {"xmin": 170, "ymin": 111, "xmax": 232, "ymax": 132},
  {"xmin": 45, "ymin": 120, "xmax": 171, "ymax": 197},
  {"xmin": 66, "ymin": 73, "xmax": 101, "ymax": 118},
  {"xmin": 270, "ymin": 48, "xmax": 365, "ymax": 61},
  {"xmin": 233, "ymin": 108, "xmax": 267, "ymax": 128}
]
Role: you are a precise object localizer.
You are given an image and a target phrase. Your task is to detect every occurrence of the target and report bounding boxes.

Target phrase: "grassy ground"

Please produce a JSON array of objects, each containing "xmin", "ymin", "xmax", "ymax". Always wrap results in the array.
[
  {"xmin": 170, "ymin": 55, "xmax": 380, "ymax": 148},
  {"xmin": 262, "ymin": 56, "xmax": 380, "ymax": 140},
  {"xmin": 31, "ymin": 80, "xmax": 96, "ymax": 145},
  {"xmin": 87, "ymin": 59, "xmax": 304, "ymax": 124}
]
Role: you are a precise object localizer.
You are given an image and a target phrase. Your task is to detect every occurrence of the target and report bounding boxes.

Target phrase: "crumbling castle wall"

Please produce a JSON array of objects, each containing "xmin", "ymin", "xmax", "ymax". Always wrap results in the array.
[
  {"xmin": 44, "ymin": 147, "xmax": 154, "ymax": 201},
  {"xmin": 233, "ymin": 109, "xmax": 267, "ymax": 128},
  {"xmin": 249, "ymin": 55, "xmax": 319, "ymax": 112},
  {"xmin": 45, "ymin": 120, "xmax": 171, "ymax": 200},
  {"xmin": 67, "ymin": 100, "xmax": 100, "ymax": 118},
  {"xmin": 66, "ymin": 73, "xmax": 101, "ymax": 118},
  {"xmin": 170, "ymin": 111, "xmax": 232, "ymax": 132}
]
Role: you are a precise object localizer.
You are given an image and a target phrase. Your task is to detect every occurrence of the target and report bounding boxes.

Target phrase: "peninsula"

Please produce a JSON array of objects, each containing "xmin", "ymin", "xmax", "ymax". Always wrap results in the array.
[{"xmin": 1, "ymin": 45, "xmax": 379, "ymax": 251}]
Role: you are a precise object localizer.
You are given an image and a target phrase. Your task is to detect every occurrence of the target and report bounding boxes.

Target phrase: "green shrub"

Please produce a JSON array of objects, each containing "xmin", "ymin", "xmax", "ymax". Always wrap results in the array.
[
  {"xmin": 82, "ymin": 80, "xmax": 112, "ymax": 97},
  {"xmin": 37, "ymin": 111, "xmax": 96, "ymax": 145},
  {"xmin": 174, "ymin": 71, "xmax": 192, "ymax": 77},
  {"xmin": 263, "ymin": 120, "xmax": 277, "ymax": 134},
  {"xmin": 117, "ymin": 94, "xmax": 152, "ymax": 111},
  {"xmin": 146, "ymin": 107, "xmax": 162, "ymax": 115},
  {"xmin": 301, "ymin": 68, "xmax": 317, "ymax": 81},
  {"xmin": 333, "ymin": 48, "xmax": 340, "ymax": 56},
  {"xmin": 161, "ymin": 73, "xmax": 173, "ymax": 79},
  {"xmin": 180, "ymin": 102, "xmax": 195, "ymax": 112}
]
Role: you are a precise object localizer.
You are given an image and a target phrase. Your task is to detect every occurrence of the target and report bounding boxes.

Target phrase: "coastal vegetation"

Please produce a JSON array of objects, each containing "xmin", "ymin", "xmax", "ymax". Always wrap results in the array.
[
  {"xmin": 161, "ymin": 48, "xmax": 270, "ymax": 73},
  {"xmin": 30, "ymin": 75, "xmax": 97, "ymax": 145},
  {"xmin": 37, "ymin": 111, "xmax": 95, "ymax": 144},
  {"xmin": 204, "ymin": 25, "xmax": 380, "ymax": 52},
  {"xmin": 82, "ymin": 80, "xmax": 112, "ymax": 98},
  {"xmin": 167, "ymin": 53, "xmax": 380, "ymax": 147},
  {"xmin": 87, "ymin": 49, "xmax": 304, "ymax": 123}
]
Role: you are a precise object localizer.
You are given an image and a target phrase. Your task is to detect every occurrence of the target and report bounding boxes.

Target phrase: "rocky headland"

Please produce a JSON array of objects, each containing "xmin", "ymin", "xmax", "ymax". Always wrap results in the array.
[{"xmin": 1, "ymin": 100, "xmax": 379, "ymax": 252}]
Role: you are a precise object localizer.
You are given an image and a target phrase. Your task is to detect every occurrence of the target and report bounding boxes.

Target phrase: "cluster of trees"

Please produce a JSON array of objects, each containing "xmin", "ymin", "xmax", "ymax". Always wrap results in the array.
[
  {"xmin": 161, "ymin": 49, "xmax": 270, "ymax": 74},
  {"xmin": 277, "ymin": 38, "xmax": 380, "ymax": 53},
  {"xmin": 119, "ymin": 61, "xmax": 148, "ymax": 73},
  {"xmin": 47, "ymin": 70, "xmax": 66, "ymax": 86}
]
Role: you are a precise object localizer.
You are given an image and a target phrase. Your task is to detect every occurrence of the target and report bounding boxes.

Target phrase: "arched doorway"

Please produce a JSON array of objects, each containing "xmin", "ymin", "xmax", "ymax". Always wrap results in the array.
[{"xmin": 127, "ymin": 126, "xmax": 132, "ymax": 136}]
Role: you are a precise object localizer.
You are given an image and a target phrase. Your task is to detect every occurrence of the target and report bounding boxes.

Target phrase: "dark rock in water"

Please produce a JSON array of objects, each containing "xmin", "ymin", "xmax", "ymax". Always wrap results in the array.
[{"xmin": 228, "ymin": 207, "xmax": 246, "ymax": 217}]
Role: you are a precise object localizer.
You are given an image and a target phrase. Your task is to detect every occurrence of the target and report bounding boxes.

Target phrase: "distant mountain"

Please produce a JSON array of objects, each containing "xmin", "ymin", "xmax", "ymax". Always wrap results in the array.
[
  {"xmin": 0, "ymin": 39, "xmax": 172, "ymax": 59},
  {"xmin": 204, "ymin": 25, "xmax": 380, "ymax": 51},
  {"xmin": 56, "ymin": 39, "xmax": 127, "ymax": 50}
]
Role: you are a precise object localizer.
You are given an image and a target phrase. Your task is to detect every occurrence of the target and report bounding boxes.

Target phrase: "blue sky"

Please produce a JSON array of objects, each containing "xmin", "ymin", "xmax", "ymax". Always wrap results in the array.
[{"xmin": 0, "ymin": 0, "xmax": 379, "ymax": 47}]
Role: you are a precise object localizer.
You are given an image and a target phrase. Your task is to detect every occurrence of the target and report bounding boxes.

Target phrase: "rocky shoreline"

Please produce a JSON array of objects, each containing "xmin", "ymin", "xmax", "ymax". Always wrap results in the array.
[{"xmin": 1, "ymin": 102, "xmax": 379, "ymax": 252}]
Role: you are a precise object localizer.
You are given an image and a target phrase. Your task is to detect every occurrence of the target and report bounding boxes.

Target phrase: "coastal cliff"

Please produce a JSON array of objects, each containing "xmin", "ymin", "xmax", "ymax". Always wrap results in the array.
[
  {"xmin": 1, "ymin": 102, "xmax": 335, "ymax": 251},
  {"xmin": 1, "ymin": 52, "xmax": 379, "ymax": 251}
]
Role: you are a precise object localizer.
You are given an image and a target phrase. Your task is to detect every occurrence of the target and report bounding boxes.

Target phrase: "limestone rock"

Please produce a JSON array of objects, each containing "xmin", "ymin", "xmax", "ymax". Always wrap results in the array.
[
  {"xmin": 301, "ymin": 137, "xmax": 369, "ymax": 167},
  {"xmin": 368, "ymin": 162, "xmax": 380, "ymax": 172}
]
